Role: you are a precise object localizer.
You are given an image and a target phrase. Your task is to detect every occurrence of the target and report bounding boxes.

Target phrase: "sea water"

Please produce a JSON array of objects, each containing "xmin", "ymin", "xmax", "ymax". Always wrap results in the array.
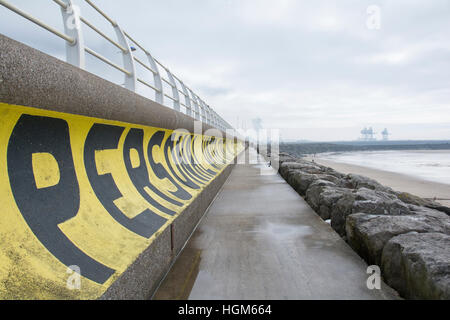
[{"xmin": 319, "ymin": 150, "xmax": 450, "ymax": 185}]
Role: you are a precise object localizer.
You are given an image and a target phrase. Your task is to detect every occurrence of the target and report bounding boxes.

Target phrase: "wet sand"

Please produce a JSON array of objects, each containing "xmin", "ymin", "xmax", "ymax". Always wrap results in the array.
[{"xmin": 306, "ymin": 157, "xmax": 450, "ymax": 207}]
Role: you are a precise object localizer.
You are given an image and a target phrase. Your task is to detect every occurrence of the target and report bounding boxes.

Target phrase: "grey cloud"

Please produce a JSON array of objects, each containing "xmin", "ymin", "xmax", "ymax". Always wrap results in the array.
[{"xmin": 0, "ymin": 0, "xmax": 449, "ymax": 141}]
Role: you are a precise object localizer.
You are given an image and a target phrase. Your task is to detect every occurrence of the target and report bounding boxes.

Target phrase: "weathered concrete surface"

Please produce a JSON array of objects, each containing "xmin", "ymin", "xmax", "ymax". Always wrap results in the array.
[
  {"xmin": 0, "ymin": 33, "xmax": 246, "ymax": 299},
  {"xmin": 153, "ymin": 149, "xmax": 398, "ymax": 300},
  {"xmin": 0, "ymin": 102, "xmax": 243, "ymax": 300},
  {"xmin": 0, "ymin": 34, "xmax": 229, "ymax": 137}
]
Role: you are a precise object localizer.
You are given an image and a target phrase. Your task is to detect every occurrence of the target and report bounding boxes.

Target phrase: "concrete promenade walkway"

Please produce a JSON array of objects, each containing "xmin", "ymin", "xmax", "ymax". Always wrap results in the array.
[{"xmin": 153, "ymin": 149, "xmax": 398, "ymax": 300}]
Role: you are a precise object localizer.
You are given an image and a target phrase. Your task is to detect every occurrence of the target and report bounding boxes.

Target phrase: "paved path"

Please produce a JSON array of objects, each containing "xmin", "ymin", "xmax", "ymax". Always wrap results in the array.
[{"xmin": 153, "ymin": 149, "xmax": 398, "ymax": 300}]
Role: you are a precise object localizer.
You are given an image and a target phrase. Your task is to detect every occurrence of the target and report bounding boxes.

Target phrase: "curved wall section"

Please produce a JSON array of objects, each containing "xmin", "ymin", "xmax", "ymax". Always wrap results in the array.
[{"xmin": 0, "ymin": 102, "xmax": 243, "ymax": 299}]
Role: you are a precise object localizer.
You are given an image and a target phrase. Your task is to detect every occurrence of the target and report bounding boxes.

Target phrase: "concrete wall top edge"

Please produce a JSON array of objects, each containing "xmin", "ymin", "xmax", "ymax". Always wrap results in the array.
[{"xmin": 0, "ymin": 34, "xmax": 235, "ymax": 139}]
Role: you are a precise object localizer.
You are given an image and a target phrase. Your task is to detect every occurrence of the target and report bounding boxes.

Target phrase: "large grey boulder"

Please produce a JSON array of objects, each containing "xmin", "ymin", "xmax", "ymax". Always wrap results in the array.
[
  {"xmin": 287, "ymin": 172, "xmax": 317, "ymax": 196},
  {"xmin": 346, "ymin": 213, "xmax": 450, "ymax": 266},
  {"xmin": 331, "ymin": 188, "xmax": 411, "ymax": 237},
  {"xmin": 381, "ymin": 233, "xmax": 450, "ymax": 300},
  {"xmin": 341, "ymin": 173, "xmax": 395, "ymax": 194},
  {"xmin": 396, "ymin": 192, "xmax": 450, "ymax": 216},
  {"xmin": 284, "ymin": 170, "xmax": 339, "ymax": 196},
  {"xmin": 354, "ymin": 187, "xmax": 398, "ymax": 202},
  {"xmin": 311, "ymin": 165, "xmax": 345, "ymax": 179},
  {"xmin": 409, "ymin": 205, "xmax": 450, "ymax": 223},
  {"xmin": 316, "ymin": 174, "xmax": 341, "ymax": 185},
  {"xmin": 305, "ymin": 180, "xmax": 338, "ymax": 215},
  {"xmin": 323, "ymin": 167, "xmax": 345, "ymax": 179},
  {"xmin": 279, "ymin": 162, "xmax": 297, "ymax": 179},
  {"xmin": 428, "ymin": 204, "xmax": 450, "ymax": 216},
  {"xmin": 306, "ymin": 186, "xmax": 351, "ymax": 220},
  {"xmin": 278, "ymin": 153, "xmax": 297, "ymax": 166},
  {"xmin": 353, "ymin": 199, "xmax": 411, "ymax": 216},
  {"xmin": 331, "ymin": 193, "xmax": 357, "ymax": 237},
  {"xmin": 279, "ymin": 162, "xmax": 307, "ymax": 179},
  {"xmin": 396, "ymin": 192, "xmax": 437, "ymax": 207},
  {"xmin": 279, "ymin": 161, "xmax": 325, "ymax": 176}
]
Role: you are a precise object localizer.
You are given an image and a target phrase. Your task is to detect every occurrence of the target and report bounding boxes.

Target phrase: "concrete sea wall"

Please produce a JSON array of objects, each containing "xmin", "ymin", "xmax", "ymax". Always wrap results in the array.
[{"xmin": 0, "ymin": 35, "xmax": 244, "ymax": 299}]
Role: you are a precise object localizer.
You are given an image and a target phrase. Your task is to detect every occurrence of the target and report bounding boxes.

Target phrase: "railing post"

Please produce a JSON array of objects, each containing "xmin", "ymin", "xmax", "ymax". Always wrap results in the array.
[
  {"xmin": 165, "ymin": 69, "xmax": 180, "ymax": 111},
  {"xmin": 60, "ymin": 0, "xmax": 85, "ymax": 69},
  {"xmin": 212, "ymin": 107, "xmax": 217, "ymax": 127},
  {"xmin": 179, "ymin": 81, "xmax": 192, "ymax": 117},
  {"xmin": 206, "ymin": 105, "xmax": 213, "ymax": 126},
  {"xmin": 198, "ymin": 98, "xmax": 207, "ymax": 124},
  {"xmin": 114, "ymin": 24, "xmax": 137, "ymax": 92},
  {"xmin": 146, "ymin": 52, "xmax": 163, "ymax": 104},
  {"xmin": 204, "ymin": 101, "xmax": 211, "ymax": 125},
  {"xmin": 189, "ymin": 89, "xmax": 201, "ymax": 121},
  {"xmin": 3, "ymin": 0, "xmax": 234, "ymax": 133},
  {"xmin": 213, "ymin": 111, "xmax": 219, "ymax": 128},
  {"xmin": 204, "ymin": 104, "xmax": 210, "ymax": 125},
  {"xmin": 211, "ymin": 110, "xmax": 216, "ymax": 127},
  {"xmin": 206, "ymin": 103, "xmax": 212, "ymax": 125}
]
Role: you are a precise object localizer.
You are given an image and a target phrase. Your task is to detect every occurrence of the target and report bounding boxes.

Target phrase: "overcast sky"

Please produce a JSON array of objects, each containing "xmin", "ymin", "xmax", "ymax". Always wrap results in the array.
[{"xmin": 1, "ymin": 0, "xmax": 450, "ymax": 141}]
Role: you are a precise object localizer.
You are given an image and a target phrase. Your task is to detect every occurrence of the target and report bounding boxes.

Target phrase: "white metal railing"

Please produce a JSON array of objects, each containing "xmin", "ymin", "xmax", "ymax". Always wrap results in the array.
[{"xmin": 0, "ymin": 0, "xmax": 234, "ymax": 131}]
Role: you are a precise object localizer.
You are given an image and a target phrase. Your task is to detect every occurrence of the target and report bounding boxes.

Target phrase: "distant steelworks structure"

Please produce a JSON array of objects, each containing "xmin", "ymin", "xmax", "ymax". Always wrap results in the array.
[{"xmin": 359, "ymin": 127, "xmax": 390, "ymax": 141}]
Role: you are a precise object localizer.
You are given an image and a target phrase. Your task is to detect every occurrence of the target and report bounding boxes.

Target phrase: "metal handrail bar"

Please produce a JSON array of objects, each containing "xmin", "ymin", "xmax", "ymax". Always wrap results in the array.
[
  {"xmin": 137, "ymin": 78, "xmax": 160, "ymax": 92},
  {"xmin": 134, "ymin": 56, "xmax": 157, "ymax": 74},
  {"xmin": 162, "ymin": 77, "xmax": 175, "ymax": 88},
  {"xmin": 0, "ymin": 0, "xmax": 75, "ymax": 44},
  {"xmin": 80, "ymin": 16, "xmax": 126, "ymax": 52},
  {"xmin": 84, "ymin": 0, "xmax": 117, "ymax": 26},
  {"xmin": 52, "ymin": 0, "xmax": 68, "ymax": 9},
  {"xmin": 164, "ymin": 93, "xmax": 177, "ymax": 101},
  {"xmin": 85, "ymin": 47, "xmax": 131, "ymax": 75},
  {"xmin": 0, "ymin": 0, "xmax": 233, "ymax": 131}
]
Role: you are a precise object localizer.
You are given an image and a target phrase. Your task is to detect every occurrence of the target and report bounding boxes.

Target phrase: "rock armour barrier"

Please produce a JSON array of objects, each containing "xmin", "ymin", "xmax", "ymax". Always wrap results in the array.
[{"xmin": 277, "ymin": 152, "xmax": 450, "ymax": 300}]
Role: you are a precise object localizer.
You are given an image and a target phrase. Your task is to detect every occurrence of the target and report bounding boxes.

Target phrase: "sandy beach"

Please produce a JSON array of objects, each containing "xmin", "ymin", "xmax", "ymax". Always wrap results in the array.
[{"xmin": 305, "ymin": 157, "xmax": 450, "ymax": 207}]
